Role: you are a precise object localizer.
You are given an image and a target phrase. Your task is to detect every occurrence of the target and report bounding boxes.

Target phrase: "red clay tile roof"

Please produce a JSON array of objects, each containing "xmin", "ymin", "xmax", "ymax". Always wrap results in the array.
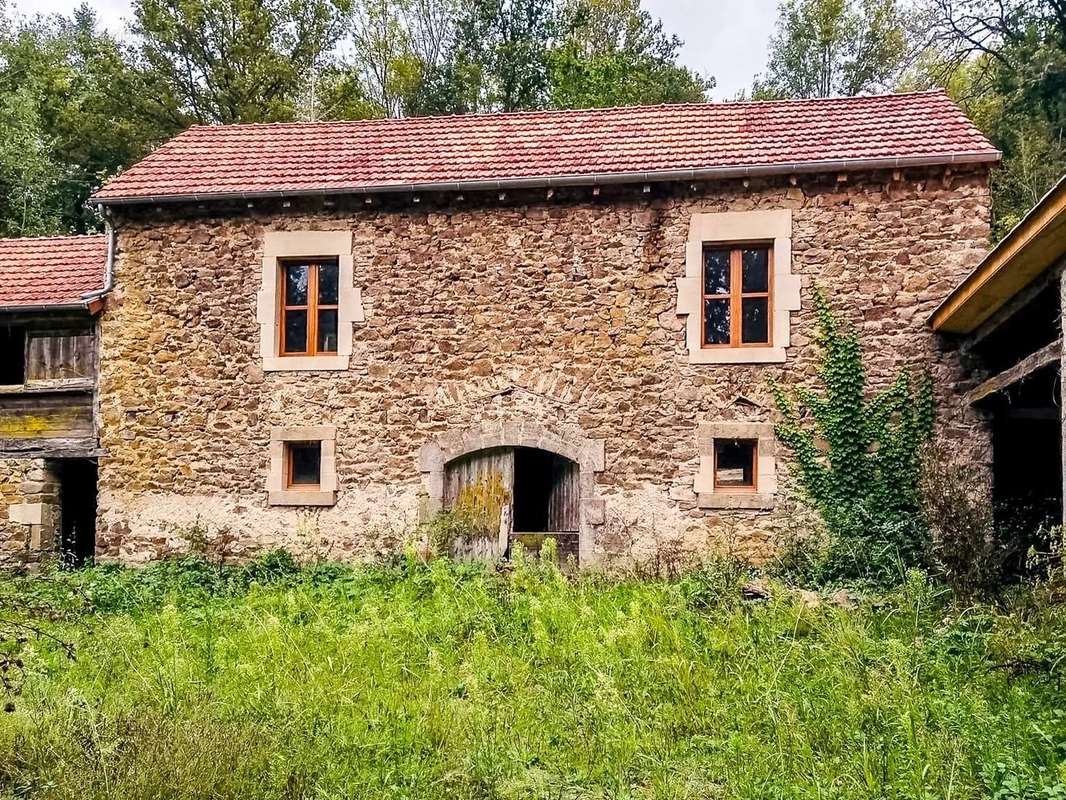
[
  {"xmin": 92, "ymin": 91, "xmax": 1000, "ymax": 205},
  {"xmin": 0, "ymin": 235, "xmax": 108, "ymax": 308}
]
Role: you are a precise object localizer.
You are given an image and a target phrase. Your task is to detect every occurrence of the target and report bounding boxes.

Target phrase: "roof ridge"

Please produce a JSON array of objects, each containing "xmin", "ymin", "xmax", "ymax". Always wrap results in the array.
[
  {"xmin": 183, "ymin": 89, "xmax": 952, "ymax": 132},
  {"xmin": 0, "ymin": 234, "xmax": 106, "ymax": 244}
]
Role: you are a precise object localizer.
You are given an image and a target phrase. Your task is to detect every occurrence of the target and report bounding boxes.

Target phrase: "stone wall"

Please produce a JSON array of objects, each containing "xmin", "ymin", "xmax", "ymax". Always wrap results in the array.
[
  {"xmin": 0, "ymin": 458, "xmax": 60, "ymax": 569},
  {"xmin": 95, "ymin": 168, "xmax": 993, "ymax": 566}
]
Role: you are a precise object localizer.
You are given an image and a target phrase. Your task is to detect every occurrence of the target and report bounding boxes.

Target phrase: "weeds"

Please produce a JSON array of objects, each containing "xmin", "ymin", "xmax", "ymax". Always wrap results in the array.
[{"xmin": 0, "ymin": 555, "xmax": 1062, "ymax": 799}]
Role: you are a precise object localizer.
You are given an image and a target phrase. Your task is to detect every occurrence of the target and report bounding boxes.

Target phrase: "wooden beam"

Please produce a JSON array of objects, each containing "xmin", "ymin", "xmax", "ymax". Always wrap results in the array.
[
  {"xmin": 0, "ymin": 437, "xmax": 100, "ymax": 459},
  {"xmin": 967, "ymin": 338, "xmax": 1062, "ymax": 406},
  {"xmin": 932, "ymin": 177, "xmax": 1066, "ymax": 334}
]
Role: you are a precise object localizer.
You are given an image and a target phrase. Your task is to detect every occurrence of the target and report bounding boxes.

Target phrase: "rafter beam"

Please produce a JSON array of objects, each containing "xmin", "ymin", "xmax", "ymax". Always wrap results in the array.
[{"xmin": 966, "ymin": 338, "xmax": 1062, "ymax": 406}]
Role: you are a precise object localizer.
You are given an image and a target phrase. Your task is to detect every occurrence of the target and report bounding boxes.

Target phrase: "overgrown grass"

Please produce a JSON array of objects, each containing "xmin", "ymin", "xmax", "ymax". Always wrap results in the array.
[{"xmin": 0, "ymin": 551, "xmax": 1063, "ymax": 799}]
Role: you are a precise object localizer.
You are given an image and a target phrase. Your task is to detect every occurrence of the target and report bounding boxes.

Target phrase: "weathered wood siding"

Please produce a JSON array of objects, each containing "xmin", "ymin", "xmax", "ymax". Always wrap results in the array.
[
  {"xmin": 0, "ymin": 393, "xmax": 94, "ymax": 439},
  {"xmin": 25, "ymin": 334, "xmax": 94, "ymax": 383}
]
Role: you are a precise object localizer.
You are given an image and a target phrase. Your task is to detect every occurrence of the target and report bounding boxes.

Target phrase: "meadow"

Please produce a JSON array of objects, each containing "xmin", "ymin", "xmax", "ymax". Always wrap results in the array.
[{"xmin": 0, "ymin": 550, "xmax": 1062, "ymax": 799}]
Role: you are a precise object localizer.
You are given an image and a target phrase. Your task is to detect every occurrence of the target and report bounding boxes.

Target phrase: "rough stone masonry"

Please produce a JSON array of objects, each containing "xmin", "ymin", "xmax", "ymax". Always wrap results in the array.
[{"xmin": 94, "ymin": 168, "xmax": 993, "ymax": 566}]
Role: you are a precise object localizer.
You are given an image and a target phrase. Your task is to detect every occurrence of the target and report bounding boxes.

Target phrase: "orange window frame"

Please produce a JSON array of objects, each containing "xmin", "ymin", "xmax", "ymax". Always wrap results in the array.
[
  {"xmin": 701, "ymin": 243, "xmax": 774, "ymax": 348},
  {"xmin": 279, "ymin": 260, "xmax": 339, "ymax": 357},
  {"xmin": 713, "ymin": 438, "xmax": 758, "ymax": 492},
  {"xmin": 284, "ymin": 441, "xmax": 322, "ymax": 490}
]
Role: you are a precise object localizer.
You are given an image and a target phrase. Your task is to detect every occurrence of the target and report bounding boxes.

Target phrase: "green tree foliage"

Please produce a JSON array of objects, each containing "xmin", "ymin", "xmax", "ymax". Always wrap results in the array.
[
  {"xmin": 912, "ymin": 0, "xmax": 1066, "ymax": 238},
  {"xmin": 356, "ymin": 0, "xmax": 712, "ymax": 116},
  {"xmin": 752, "ymin": 0, "xmax": 910, "ymax": 99},
  {"xmin": 773, "ymin": 292, "xmax": 935, "ymax": 583},
  {"xmin": 0, "ymin": 4, "xmax": 157, "ymax": 234},
  {"xmin": 547, "ymin": 0, "xmax": 711, "ymax": 108},
  {"xmin": 130, "ymin": 0, "xmax": 355, "ymax": 126}
]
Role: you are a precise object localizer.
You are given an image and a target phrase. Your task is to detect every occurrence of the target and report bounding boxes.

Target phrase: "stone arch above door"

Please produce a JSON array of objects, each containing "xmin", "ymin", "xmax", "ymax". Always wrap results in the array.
[{"xmin": 418, "ymin": 421, "xmax": 606, "ymax": 563}]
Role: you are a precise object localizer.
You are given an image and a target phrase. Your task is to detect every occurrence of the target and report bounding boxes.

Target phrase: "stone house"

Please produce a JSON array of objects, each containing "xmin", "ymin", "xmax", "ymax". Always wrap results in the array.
[{"xmin": 1, "ymin": 90, "xmax": 1002, "ymax": 566}]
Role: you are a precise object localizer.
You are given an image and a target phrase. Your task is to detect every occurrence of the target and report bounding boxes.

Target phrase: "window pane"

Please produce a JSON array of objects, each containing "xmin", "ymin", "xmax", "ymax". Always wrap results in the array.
[
  {"xmin": 285, "ymin": 263, "xmax": 309, "ymax": 306},
  {"xmin": 288, "ymin": 442, "xmax": 321, "ymax": 487},
  {"xmin": 283, "ymin": 309, "xmax": 308, "ymax": 353},
  {"xmin": 317, "ymin": 309, "xmax": 338, "ymax": 353},
  {"xmin": 703, "ymin": 298, "xmax": 730, "ymax": 345},
  {"xmin": 741, "ymin": 297, "xmax": 769, "ymax": 344},
  {"xmin": 715, "ymin": 439, "xmax": 755, "ymax": 488},
  {"xmin": 703, "ymin": 249, "xmax": 730, "ymax": 295},
  {"xmin": 742, "ymin": 248, "xmax": 769, "ymax": 293},
  {"xmin": 318, "ymin": 262, "xmax": 339, "ymax": 306}
]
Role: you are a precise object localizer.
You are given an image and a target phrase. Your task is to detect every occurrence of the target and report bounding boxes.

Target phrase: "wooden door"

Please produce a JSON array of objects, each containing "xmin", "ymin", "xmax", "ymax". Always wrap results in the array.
[
  {"xmin": 546, "ymin": 455, "xmax": 580, "ymax": 533},
  {"xmin": 444, "ymin": 447, "xmax": 514, "ymax": 560}
]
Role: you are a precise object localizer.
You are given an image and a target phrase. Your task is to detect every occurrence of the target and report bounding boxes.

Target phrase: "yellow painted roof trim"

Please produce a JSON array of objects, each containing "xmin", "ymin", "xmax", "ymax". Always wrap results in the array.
[{"xmin": 931, "ymin": 174, "xmax": 1066, "ymax": 334}]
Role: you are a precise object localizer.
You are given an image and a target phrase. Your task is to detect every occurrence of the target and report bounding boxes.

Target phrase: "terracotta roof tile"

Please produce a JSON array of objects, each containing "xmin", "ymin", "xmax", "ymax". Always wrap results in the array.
[
  {"xmin": 0, "ymin": 235, "xmax": 108, "ymax": 308},
  {"xmin": 93, "ymin": 91, "xmax": 1000, "ymax": 204}
]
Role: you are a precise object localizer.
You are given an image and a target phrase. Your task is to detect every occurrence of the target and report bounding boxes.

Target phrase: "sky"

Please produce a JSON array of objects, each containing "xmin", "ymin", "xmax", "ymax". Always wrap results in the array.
[{"xmin": 10, "ymin": 0, "xmax": 780, "ymax": 100}]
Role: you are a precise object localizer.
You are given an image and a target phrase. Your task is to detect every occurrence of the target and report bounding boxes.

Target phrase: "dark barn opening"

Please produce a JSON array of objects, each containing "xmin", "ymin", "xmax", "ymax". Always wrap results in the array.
[
  {"xmin": 987, "ymin": 366, "xmax": 1062, "ymax": 570},
  {"xmin": 55, "ymin": 458, "xmax": 97, "ymax": 567},
  {"xmin": 0, "ymin": 325, "xmax": 25, "ymax": 385},
  {"xmin": 443, "ymin": 446, "xmax": 581, "ymax": 563}
]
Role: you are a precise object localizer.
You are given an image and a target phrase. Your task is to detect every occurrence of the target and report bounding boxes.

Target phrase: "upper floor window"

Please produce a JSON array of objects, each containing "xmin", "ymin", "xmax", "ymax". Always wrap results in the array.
[
  {"xmin": 702, "ymin": 245, "xmax": 772, "ymax": 348},
  {"xmin": 257, "ymin": 231, "xmax": 364, "ymax": 372},
  {"xmin": 676, "ymin": 210, "xmax": 799, "ymax": 365},
  {"xmin": 280, "ymin": 260, "xmax": 340, "ymax": 356}
]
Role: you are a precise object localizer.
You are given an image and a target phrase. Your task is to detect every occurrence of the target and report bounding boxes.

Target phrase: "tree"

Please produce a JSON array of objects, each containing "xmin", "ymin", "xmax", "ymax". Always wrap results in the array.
[
  {"xmin": 130, "ymin": 0, "xmax": 354, "ymax": 126},
  {"xmin": 910, "ymin": 0, "xmax": 1066, "ymax": 236},
  {"xmin": 753, "ymin": 0, "xmax": 911, "ymax": 99},
  {"xmin": 0, "ymin": 4, "xmax": 159, "ymax": 233},
  {"xmin": 547, "ymin": 0, "xmax": 711, "ymax": 108}
]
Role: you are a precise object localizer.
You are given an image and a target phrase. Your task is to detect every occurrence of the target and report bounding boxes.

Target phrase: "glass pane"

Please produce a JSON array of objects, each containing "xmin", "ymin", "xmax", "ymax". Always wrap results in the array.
[
  {"xmin": 742, "ymin": 297, "xmax": 769, "ymax": 344},
  {"xmin": 284, "ymin": 263, "xmax": 309, "ymax": 306},
  {"xmin": 715, "ymin": 439, "xmax": 755, "ymax": 488},
  {"xmin": 742, "ymin": 248, "xmax": 769, "ymax": 293},
  {"xmin": 703, "ymin": 298, "xmax": 730, "ymax": 345},
  {"xmin": 318, "ymin": 261, "xmax": 339, "ymax": 305},
  {"xmin": 283, "ymin": 309, "xmax": 308, "ymax": 353},
  {"xmin": 289, "ymin": 442, "xmax": 321, "ymax": 486},
  {"xmin": 317, "ymin": 309, "xmax": 338, "ymax": 353},
  {"xmin": 703, "ymin": 249, "xmax": 730, "ymax": 295}
]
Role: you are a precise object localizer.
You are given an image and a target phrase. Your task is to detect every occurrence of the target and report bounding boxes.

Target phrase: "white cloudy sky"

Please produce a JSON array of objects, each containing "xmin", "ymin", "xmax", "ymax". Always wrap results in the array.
[{"xmin": 11, "ymin": 0, "xmax": 780, "ymax": 99}]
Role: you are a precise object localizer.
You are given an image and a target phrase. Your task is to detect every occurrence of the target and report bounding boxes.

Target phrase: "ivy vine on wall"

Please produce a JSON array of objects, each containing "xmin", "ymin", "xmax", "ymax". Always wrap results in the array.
[{"xmin": 772, "ymin": 290, "xmax": 935, "ymax": 584}]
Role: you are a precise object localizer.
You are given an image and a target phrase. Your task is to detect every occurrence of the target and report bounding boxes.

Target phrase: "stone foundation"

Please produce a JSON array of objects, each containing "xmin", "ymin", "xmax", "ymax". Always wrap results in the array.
[{"xmin": 95, "ymin": 168, "xmax": 994, "ymax": 566}]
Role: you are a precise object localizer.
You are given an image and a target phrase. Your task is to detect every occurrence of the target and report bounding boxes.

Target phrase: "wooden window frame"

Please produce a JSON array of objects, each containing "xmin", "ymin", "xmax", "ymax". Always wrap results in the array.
[
  {"xmin": 278, "ymin": 259, "xmax": 340, "ymax": 357},
  {"xmin": 284, "ymin": 440, "xmax": 322, "ymax": 491},
  {"xmin": 713, "ymin": 438, "xmax": 758, "ymax": 493},
  {"xmin": 700, "ymin": 242, "xmax": 774, "ymax": 349}
]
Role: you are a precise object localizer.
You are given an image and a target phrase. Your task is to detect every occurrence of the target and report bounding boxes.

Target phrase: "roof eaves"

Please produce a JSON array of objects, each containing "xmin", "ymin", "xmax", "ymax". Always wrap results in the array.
[
  {"xmin": 930, "ymin": 173, "xmax": 1066, "ymax": 333},
  {"xmin": 91, "ymin": 150, "xmax": 1002, "ymax": 207}
]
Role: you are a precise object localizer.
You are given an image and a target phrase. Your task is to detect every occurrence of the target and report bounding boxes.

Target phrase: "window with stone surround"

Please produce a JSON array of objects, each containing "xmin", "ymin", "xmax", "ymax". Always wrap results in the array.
[
  {"xmin": 677, "ymin": 210, "xmax": 800, "ymax": 364},
  {"xmin": 268, "ymin": 426, "xmax": 337, "ymax": 506},
  {"xmin": 695, "ymin": 422, "xmax": 776, "ymax": 509},
  {"xmin": 256, "ymin": 231, "xmax": 365, "ymax": 371}
]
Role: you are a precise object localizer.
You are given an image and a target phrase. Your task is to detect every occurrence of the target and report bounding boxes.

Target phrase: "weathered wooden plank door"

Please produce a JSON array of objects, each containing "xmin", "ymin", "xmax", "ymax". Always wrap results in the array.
[
  {"xmin": 546, "ymin": 454, "xmax": 580, "ymax": 533},
  {"xmin": 443, "ymin": 447, "xmax": 514, "ymax": 560}
]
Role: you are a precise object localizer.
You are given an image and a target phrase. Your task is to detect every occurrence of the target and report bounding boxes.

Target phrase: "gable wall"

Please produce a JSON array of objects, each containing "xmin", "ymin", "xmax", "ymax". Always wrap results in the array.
[{"xmin": 95, "ymin": 168, "xmax": 993, "ymax": 566}]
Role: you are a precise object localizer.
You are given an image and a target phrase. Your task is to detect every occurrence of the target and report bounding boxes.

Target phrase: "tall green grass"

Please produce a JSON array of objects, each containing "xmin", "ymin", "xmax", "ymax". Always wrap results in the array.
[{"xmin": 0, "ymin": 552, "xmax": 1063, "ymax": 799}]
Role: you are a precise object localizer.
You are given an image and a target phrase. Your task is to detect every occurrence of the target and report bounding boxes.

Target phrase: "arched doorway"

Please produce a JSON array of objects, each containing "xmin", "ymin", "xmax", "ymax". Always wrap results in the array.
[
  {"xmin": 444, "ymin": 446, "xmax": 580, "ymax": 562},
  {"xmin": 420, "ymin": 421, "xmax": 606, "ymax": 564}
]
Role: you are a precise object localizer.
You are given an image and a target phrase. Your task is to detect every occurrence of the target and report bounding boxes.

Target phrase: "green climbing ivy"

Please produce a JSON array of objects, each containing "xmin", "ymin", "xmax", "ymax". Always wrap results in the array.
[{"xmin": 773, "ymin": 291, "xmax": 935, "ymax": 584}]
